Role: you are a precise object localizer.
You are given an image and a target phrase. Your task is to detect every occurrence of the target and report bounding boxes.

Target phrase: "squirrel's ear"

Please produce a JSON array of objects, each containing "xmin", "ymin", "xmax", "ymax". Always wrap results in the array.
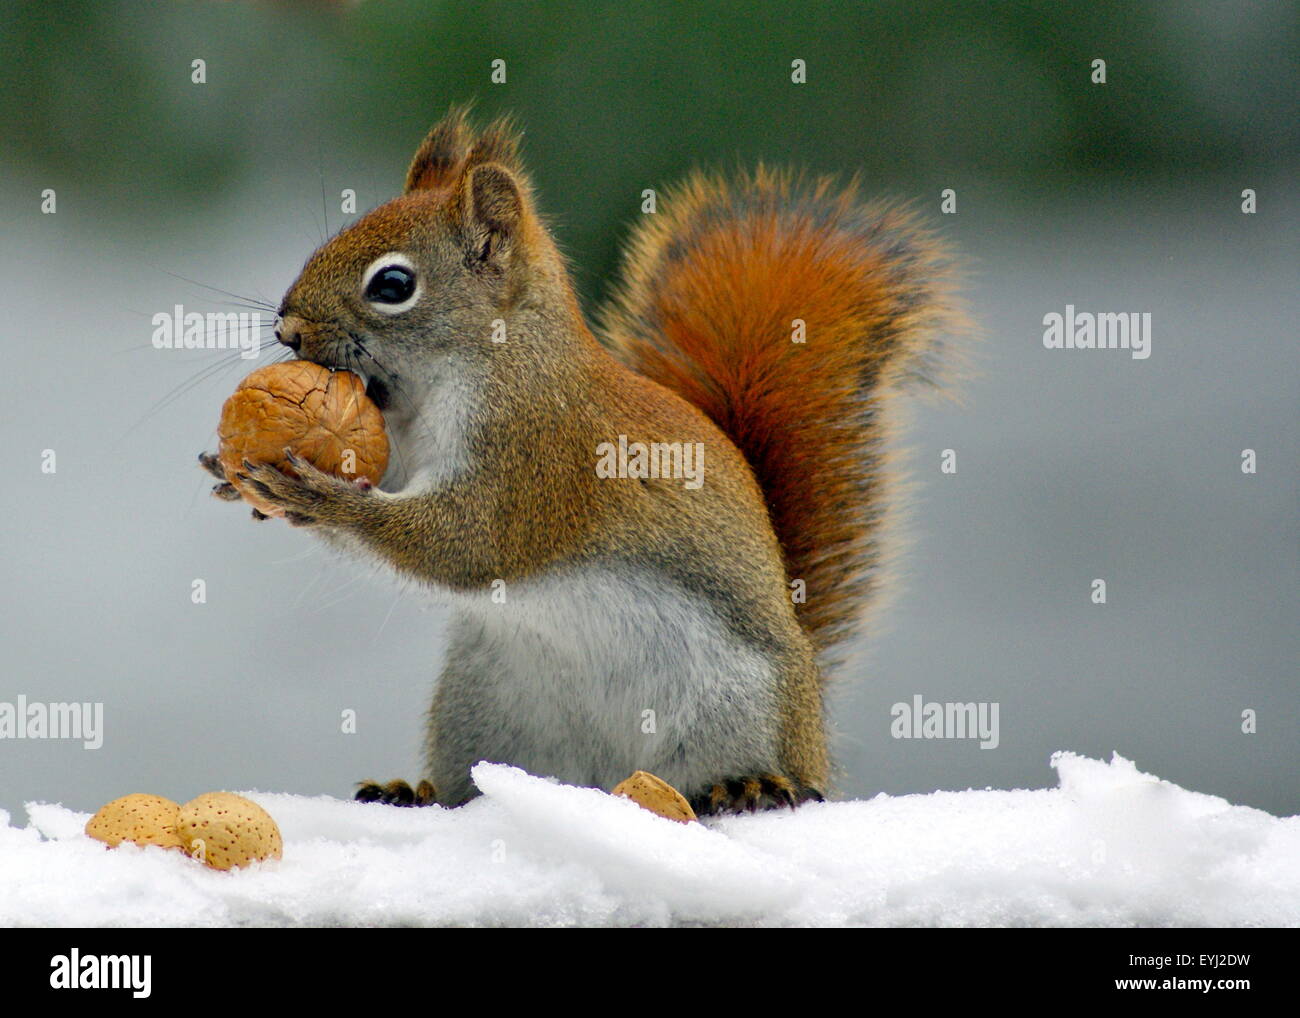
[
  {"xmin": 405, "ymin": 107, "xmax": 472, "ymax": 193},
  {"xmin": 457, "ymin": 162, "xmax": 527, "ymax": 267}
]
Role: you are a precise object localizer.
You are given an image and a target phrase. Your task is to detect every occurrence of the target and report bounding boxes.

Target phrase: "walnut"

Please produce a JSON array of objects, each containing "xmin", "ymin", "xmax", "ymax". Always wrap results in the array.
[{"xmin": 217, "ymin": 362, "xmax": 389, "ymax": 515}]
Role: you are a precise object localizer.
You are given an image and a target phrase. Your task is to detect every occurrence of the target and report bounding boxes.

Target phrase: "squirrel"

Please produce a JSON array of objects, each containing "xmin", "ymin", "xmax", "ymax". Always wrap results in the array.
[{"xmin": 199, "ymin": 106, "xmax": 961, "ymax": 815}]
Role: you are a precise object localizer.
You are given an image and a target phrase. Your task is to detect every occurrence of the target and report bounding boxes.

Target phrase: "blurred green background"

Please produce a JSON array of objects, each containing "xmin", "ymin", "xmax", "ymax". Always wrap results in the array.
[
  {"xmin": 1, "ymin": 1, "xmax": 1295, "ymax": 819},
  {"xmin": 3, "ymin": 0, "xmax": 1296, "ymax": 301}
]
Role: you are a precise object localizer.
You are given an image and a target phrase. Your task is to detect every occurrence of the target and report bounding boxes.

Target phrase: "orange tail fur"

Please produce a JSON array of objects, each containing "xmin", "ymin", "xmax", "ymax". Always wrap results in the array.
[{"xmin": 598, "ymin": 167, "xmax": 964, "ymax": 667}]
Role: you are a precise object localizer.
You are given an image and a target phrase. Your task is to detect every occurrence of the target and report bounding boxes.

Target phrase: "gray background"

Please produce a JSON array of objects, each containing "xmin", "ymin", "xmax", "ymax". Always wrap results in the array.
[{"xmin": 1, "ymin": 1, "xmax": 1295, "ymax": 820}]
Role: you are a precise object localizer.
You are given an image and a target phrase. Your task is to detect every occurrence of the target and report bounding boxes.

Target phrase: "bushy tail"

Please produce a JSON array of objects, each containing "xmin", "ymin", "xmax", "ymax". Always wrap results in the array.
[{"xmin": 598, "ymin": 167, "xmax": 964, "ymax": 667}]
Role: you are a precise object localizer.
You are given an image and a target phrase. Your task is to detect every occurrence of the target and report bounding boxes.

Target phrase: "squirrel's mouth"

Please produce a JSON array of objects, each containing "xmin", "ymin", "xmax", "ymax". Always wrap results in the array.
[
  {"xmin": 298, "ymin": 357, "xmax": 392, "ymax": 412},
  {"xmin": 361, "ymin": 373, "xmax": 391, "ymax": 412},
  {"xmin": 298, "ymin": 342, "xmax": 393, "ymax": 413}
]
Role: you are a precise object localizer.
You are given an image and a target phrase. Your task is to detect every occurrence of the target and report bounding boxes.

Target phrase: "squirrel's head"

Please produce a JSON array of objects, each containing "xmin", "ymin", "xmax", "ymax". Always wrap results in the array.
[{"xmin": 276, "ymin": 107, "xmax": 570, "ymax": 415}]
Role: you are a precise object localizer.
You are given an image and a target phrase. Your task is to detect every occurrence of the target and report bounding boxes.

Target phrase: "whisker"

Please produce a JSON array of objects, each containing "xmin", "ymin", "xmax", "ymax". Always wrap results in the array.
[
  {"xmin": 119, "ymin": 346, "xmax": 296, "ymax": 442},
  {"xmin": 114, "ymin": 319, "xmax": 279, "ymax": 356},
  {"xmin": 157, "ymin": 268, "xmax": 280, "ymax": 311},
  {"xmin": 318, "ymin": 135, "xmax": 330, "ymax": 243}
]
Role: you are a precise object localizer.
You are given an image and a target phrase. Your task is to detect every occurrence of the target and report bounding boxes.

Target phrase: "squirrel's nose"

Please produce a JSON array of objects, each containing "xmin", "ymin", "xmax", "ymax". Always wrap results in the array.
[{"xmin": 276, "ymin": 315, "xmax": 304, "ymax": 351}]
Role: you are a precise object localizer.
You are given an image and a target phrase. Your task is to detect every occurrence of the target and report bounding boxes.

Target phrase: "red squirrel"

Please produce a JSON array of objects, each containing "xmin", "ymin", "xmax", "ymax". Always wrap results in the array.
[{"xmin": 200, "ymin": 107, "xmax": 963, "ymax": 815}]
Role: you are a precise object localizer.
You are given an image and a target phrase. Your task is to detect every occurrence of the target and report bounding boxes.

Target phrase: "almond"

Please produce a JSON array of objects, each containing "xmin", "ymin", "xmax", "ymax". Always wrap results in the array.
[
  {"xmin": 85, "ymin": 793, "xmax": 184, "ymax": 851},
  {"xmin": 612, "ymin": 770, "xmax": 697, "ymax": 823},
  {"xmin": 176, "ymin": 792, "xmax": 283, "ymax": 871}
]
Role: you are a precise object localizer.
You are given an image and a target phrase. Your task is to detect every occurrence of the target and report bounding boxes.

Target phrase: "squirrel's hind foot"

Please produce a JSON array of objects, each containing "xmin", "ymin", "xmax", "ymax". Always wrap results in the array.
[
  {"xmin": 690, "ymin": 773, "xmax": 824, "ymax": 817},
  {"xmin": 355, "ymin": 778, "xmax": 437, "ymax": 807}
]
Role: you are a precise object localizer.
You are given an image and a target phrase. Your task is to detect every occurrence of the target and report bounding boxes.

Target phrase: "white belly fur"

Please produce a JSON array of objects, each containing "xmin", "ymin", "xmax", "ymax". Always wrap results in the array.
[{"xmin": 425, "ymin": 563, "xmax": 784, "ymax": 801}]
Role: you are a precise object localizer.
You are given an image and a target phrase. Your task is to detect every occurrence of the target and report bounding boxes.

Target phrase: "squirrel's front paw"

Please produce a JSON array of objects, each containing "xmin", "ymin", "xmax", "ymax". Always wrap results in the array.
[
  {"xmin": 355, "ymin": 778, "xmax": 437, "ymax": 807},
  {"xmin": 201, "ymin": 449, "xmax": 270, "ymax": 519},
  {"xmin": 236, "ymin": 451, "xmax": 365, "ymax": 527}
]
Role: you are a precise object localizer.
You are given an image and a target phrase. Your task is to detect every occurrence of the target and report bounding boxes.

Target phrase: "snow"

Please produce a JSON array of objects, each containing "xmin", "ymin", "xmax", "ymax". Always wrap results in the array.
[{"xmin": 2, "ymin": 752, "xmax": 1296, "ymax": 927}]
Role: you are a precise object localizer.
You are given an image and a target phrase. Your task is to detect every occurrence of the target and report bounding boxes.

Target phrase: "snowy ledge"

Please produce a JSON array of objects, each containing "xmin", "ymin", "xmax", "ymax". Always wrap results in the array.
[{"xmin": 3, "ymin": 752, "xmax": 1296, "ymax": 927}]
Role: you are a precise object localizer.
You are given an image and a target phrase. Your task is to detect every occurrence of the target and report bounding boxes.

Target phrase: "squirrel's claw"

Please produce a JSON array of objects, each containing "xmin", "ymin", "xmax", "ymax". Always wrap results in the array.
[
  {"xmin": 198, "ymin": 450, "xmax": 227, "ymax": 482},
  {"xmin": 211, "ymin": 481, "xmax": 242, "ymax": 502}
]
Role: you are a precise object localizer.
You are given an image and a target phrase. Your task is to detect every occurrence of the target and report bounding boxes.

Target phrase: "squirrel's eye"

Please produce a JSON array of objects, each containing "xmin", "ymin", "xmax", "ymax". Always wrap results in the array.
[{"xmin": 365, "ymin": 265, "xmax": 417, "ymax": 305}]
